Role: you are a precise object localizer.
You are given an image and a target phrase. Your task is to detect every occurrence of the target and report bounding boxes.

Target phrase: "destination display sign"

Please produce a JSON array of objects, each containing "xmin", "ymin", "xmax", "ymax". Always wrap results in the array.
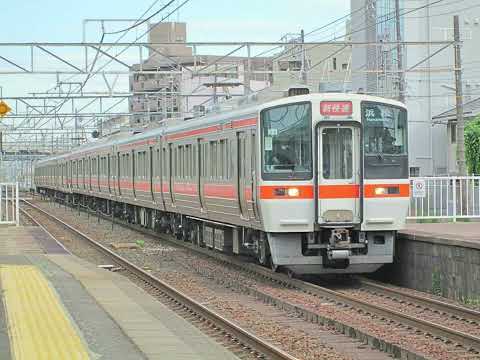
[{"xmin": 320, "ymin": 101, "xmax": 352, "ymax": 116}]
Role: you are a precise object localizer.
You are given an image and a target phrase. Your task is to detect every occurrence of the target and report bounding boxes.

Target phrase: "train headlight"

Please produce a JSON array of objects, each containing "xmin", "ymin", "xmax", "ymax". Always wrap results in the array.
[
  {"xmin": 374, "ymin": 187, "xmax": 387, "ymax": 196},
  {"xmin": 287, "ymin": 187, "xmax": 300, "ymax": 197}
]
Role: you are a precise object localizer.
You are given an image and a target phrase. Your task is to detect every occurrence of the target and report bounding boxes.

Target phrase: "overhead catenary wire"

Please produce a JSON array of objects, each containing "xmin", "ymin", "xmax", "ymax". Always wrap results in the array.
[
  {"xmin": 269, "ymin": 0, "xmax": 446, "ymax": 75},
  {"xmin": 252, "ymin": 4, "xmax": 368, "ymax": 59},
  {"xmin": 24, "ymin": 0, "xmax": 191, "ymax": 133},
  {"xmin": 104, "ymin": 0, "xmax": 177, "ymax": 35}
]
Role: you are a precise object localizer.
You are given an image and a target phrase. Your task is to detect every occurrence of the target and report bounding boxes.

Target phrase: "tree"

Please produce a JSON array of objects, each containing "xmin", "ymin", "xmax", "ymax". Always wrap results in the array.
[{"xmin": 465, "ymin": 116, "xmax": 480, "ymax": 175}]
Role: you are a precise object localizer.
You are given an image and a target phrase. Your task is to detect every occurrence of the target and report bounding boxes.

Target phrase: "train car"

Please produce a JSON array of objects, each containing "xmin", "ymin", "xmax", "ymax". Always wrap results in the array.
[{"xmin": 34, "ymin": 90, "xmax": 409, "ymax": 275}]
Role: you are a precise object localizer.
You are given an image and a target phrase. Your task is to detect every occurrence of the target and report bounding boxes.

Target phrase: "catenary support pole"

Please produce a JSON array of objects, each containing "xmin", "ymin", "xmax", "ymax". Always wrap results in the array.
[
  {"xmin": 454, "ymin": 15, "xmax": 467, "ymax": 176},
  {"xmin": 395, "ymin": 0, "xmax": 405, "ymax": 103}
]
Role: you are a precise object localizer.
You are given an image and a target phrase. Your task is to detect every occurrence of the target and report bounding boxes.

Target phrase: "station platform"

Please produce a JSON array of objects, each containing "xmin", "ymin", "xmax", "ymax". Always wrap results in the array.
[
  {"xmin": 0, "ymin": 226, "xmax": 239, "ymax": 360},
  {"xmin": 391, "ymin": 222, "xmax": 480, "ymax": 302},
  {"xmin": 400, "ymin": 222, "xmax": 480, "ymax": 248}
]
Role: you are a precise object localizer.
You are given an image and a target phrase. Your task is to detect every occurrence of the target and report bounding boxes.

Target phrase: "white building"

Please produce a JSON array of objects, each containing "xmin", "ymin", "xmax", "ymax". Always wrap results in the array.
[{"xmin": 351, "ymin": 0, "xmax": 480, "ymax": 176}]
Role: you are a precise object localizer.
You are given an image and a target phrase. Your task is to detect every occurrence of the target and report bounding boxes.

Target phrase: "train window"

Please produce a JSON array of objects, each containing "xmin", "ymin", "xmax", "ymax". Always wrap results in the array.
[
  {"xmin": 178, "ymin": 147, "xmax": 182, "ymax": 179},
  {"xmin": 144, "ymin": 151, "xmax": 148, "ymax": 180},
  {"xmin": 225, "ymin": 140, "xmax": 230, "ymax": 179},
  {"xmin": 181, "ymin": 147, "xmax": 185, "ymax": 179},
  {"xmin": 144, "ymin": 151, "xmax": 148, "ymax": 179},
  {"xmin": 126, "ymin": 153, "xmax": 130, "ymax": 178},
  {"xmin": 162, "ymin": 148, "xmax": 167, "ymax": 178},
  {"xmin": 185, "ymin": 145, "xmax": 191, "ymax": 178},
  {"xmin": 191, "ymin": 145, "xmax": 197, "ymax": 178},
  {"xmin": 184, "ymin": 146, "xmax": 188, "ymax": 178},
  {"xmin": 210, "ymin": 141, "xmax": 217, "ymax": 179},
  {"xmin": 121, "ymin": 154, "xmax": 125, "ymax": 179},
  {"xmin": 201, "ymin": 144, "xmax": 205, "ymax": 177},
  {"xmin": 131, "ymin": 152, "xmax": 134, "ymax": 179},
  {"xmin": 322, "ymin": 128, "xmax": 353, "ymax": 180},
  {"xmin": 261, "ymin": 102, "xmax": 312, "ymax": 180},
  {"xmin": 156, "ymin": 149, "xmax": 160, "ymax": 178},
  {"xmin": 180, "ymin": 146, "xmax": 187, "ymax": 179},
  {"xmin": 139, "ymin": 152, "xmax": 142, "ymax": 179},
  {"xmin": 362, "ymin": 102, "xmax": 408, "ymax": 179},
  {"xmin": 174, "ymin": 147, "xmax": 178, "ymax": 178}
]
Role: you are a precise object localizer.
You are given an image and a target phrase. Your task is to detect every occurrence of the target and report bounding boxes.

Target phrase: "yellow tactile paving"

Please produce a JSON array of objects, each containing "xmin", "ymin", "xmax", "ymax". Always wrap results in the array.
[{"xmin": 0, "ymin": 265, "xmax": 90, "ymax": 360}]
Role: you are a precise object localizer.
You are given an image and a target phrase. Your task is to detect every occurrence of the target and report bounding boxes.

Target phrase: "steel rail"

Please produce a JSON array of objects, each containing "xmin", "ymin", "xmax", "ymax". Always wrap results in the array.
[
  {"xmin": 358, "ymin": 278, "xmax": 480, "ymax": 322},
  {"xmin": 27, "ymin": 197, "xmax": 480, "ymax": 352},
  {"xmin": 21, "ymin": 200, "xmax": 298, "ymax": 360},
  {"xmin": 290, "ymin": 278, "xmax": 480, "ymax": 351}
]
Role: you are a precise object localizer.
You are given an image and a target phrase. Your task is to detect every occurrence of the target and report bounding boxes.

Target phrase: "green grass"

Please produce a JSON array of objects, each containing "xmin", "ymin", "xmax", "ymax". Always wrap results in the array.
[
  {"xmin": 417, "ymin": 218, "xmax": 440, "ymax": 224},
  {"xmin": 431, "ymin": 271, "xmax": 442, "ymax": 296},
  {"xmin": 460, "ymin": 296, "xmax": 480, "ymax": 306}
]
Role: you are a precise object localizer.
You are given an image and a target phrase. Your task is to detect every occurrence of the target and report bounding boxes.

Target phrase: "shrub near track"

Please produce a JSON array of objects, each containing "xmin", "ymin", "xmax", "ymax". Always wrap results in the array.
[{"xmin": 465, "ymin": 116, "xmax": 480, "ymax": 175}]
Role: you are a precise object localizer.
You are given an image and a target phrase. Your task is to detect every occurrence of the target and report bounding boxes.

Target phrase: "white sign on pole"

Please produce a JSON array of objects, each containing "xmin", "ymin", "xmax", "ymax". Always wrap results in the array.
[{"xmin": 412, "ymin": 179, "xmax": 426, "ymax": 198}]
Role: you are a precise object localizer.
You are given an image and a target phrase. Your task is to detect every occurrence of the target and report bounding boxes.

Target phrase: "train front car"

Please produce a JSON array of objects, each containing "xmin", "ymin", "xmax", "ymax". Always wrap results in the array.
[{"xmin": 258, "ymin": 93, "xmax": 409, "ymax": 275}]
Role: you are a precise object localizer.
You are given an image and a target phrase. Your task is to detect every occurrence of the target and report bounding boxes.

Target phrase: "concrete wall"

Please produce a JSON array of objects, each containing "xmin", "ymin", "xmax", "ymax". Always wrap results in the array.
[{"xmin": 382, "ymin": 233, "xmax": 480, "ymax": 302}]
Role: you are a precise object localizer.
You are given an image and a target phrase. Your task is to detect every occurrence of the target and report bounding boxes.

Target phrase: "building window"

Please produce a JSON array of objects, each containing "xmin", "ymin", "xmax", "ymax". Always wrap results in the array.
[
  {"xmin": 332, "ymin": 58, "xmax": 337, "ymax": 70},
  {"xmin": 451, "ymin": 123, "xmax": 457, "ymax": 143},
  {"xmin": 409, "ymin": 167, "xmax": 420, "ymax": 177},
  {"xmin": 342, "ymin": 63, "xmax": 348, "ymax": 70}
]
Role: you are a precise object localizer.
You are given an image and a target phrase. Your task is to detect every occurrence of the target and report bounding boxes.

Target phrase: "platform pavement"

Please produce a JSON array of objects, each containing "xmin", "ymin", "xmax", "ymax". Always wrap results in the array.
[
  {"xmin": 401, "ymin": 222, "xmax": 480, "ymax": 247},
  {"xmin": 0, "ymin": 225, "xmax": 239, "ymax": 360}
]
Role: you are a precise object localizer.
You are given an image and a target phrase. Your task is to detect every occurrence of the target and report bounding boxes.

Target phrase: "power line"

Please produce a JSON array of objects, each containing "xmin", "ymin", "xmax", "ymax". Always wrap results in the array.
[
  {"xmin": 30, "ymin": 0, "xmax": 189, "ymax": 131},
  {"xmin": 105, "ymin": 0, "xmax": 177, "ymax": 35},
  {"xmin": 253, "ymin": 5, "xmax": 368, "ymax": 59}
]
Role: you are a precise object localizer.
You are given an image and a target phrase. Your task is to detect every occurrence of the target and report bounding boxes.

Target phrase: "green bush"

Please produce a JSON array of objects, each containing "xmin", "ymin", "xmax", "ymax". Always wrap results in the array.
[{"xmin": 465, "ymin": 117, "xmax": 480, "ymax": 175}]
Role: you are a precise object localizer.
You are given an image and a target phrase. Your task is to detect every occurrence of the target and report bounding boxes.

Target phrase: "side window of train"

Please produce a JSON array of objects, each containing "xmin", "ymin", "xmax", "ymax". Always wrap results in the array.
[
  {"xmin": 185, "ymin": 145, "xmax": 189, "ymax": 179},
  {"xmin": 162, "ymin": 148, "xmax": 167, "ymax": 178},
  {"xmin": 116, "ymin": 153, "xmax": 120, "ymax": 179},
  {"xmin": 156, "ymin": 149, "xmax": 160, "ymax": 178},
  {"xmin": 179, "ymin": 146, "xmax": 184, "ymax": 179},
  {"xmin": 128, "ymin": 152, "xmax": 131, "ymax": 178},
  {"xmin": 203, "ymin": 143, "xmax": 208, "ymax": 178},
  {"xmin": 120, "ymin": 154, "xmax": 124, "ymax": 179},
  {"xmin": 218, "ymin": 141, "xmax": 224, "ymax": 180},
  {"xmin": 136, "ymin": 151, "xmax": 140, "ymax": 180},
  {"xmin": 191, "ymin": 144, "xmax": 195, "ymax": 178},
  {"xmin": 209, "ymin": 141, "xmax": 216, "ymax": 180}
]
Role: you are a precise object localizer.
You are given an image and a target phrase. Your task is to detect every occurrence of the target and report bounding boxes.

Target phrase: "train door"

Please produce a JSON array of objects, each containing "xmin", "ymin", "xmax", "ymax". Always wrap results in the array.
[
  {"xmin": 131, "ymin": 150, "xmax": 136, "ymax": 198},
  {"xmin": 197, "ymin": 139, "xmax": 206, "ymax": 211},
  {"xmin": 237, "ymin": 131, "xmax": 249, "ymax": 219},
  {"xmin": 317, "ymin": 124, "xmax": 361, "ymax": 224},
  {"xmin": 116, "ymin": 152, "xmax": 121, "ymax": 196},
  {"xmin": 158, "ymin": 142, "xmax": 167, "ymax": 209},
  {"xmin": 107, "ymin": 154, "xmax": 111, "ymax": 194},
  {"xmin": 169, "ymin": 143, "xmax": 175, "ymax": 206},
  {"xmin": 249, "ymin": 130, "xmax": 260, "ymax": 221},
  {"xmin": 149, "ymin": 146, "xmax": 154, "ymax": 202}
]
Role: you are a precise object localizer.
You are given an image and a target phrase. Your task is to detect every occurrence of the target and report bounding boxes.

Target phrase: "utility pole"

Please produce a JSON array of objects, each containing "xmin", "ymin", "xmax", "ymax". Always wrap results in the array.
[
  {"xmin": 454, "ymin": 15, "xmax": 467, "ymax": 175},
  {"xmin": 395, "ymin": 0, "xmax": 405, "ymax": 103},
  {"xmin": 300, "ymin": 29, "xmax": 307, "ymax": 84}
]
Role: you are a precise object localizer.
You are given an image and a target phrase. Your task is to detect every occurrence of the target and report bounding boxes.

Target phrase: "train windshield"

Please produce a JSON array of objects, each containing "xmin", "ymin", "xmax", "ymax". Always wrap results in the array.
[
  {"xmin": 261, "ymin": 102, "xmax": 312, "ymax": 180},
  {"xmin": 362, "ymin": 102, "xmax": 408, "ymax": 179}
]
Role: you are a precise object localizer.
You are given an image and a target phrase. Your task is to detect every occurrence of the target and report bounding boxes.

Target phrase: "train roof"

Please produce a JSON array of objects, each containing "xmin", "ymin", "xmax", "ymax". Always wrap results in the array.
[{"xmin": 36, "ymin": 92, "xmax": 405, "ymax": 165}]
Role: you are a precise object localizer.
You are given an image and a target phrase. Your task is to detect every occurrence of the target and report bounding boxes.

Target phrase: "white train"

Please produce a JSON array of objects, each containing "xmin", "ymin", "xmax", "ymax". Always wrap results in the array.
[{"xmin": 34, "ymin": 90, "xmax": 410, "ymax": 275}]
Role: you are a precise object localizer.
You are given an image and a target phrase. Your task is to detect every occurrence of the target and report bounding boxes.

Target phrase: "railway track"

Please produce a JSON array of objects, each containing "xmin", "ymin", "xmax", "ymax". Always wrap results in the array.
[
  {"xmin": 21, "ymin": 199, "xmax": 298, "ymax": 360},
  {"xmin": 27, "ymin": 198, "xmax": 480, "ymax": 358},
  {"xmin": 357, "ymin": 278, "xmax": 480, "ymax": 323}
]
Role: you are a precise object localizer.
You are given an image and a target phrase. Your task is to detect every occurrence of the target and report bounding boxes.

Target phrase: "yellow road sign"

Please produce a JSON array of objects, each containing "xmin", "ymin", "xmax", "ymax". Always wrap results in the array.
[{"xmin": 0, "ymin": 101, "xmax": 11, "ymax": 117}]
